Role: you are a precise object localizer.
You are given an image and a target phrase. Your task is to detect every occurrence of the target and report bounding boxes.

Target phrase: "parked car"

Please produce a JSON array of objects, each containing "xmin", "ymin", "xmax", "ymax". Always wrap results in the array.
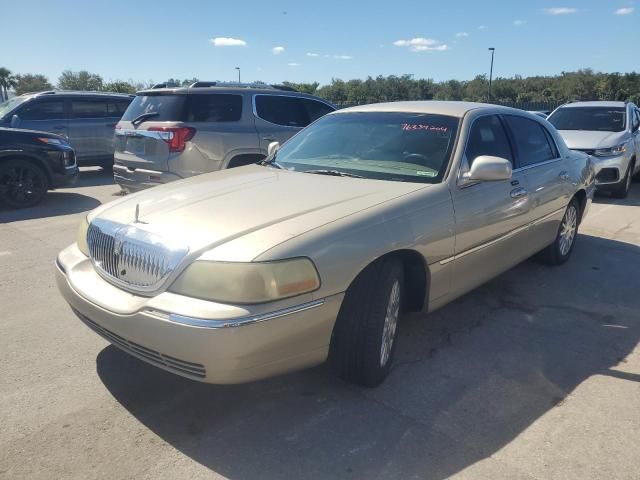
[
  {"xmin": 0, "ymin": 127, "xmax": 78, "ymax": 208},
  {"xmin": 56, "ymin": 101, "xmax": 594, "ymax": 387},
  {"xmin": 0, "ymin": 91, "xmax": 133, "ymax": 169},
  {"xmin": 547, "ymin": 101, "xmax": 640, "ymax": 198},
  {"xmin": 112, "ymin": 83, "xmax": 336, "ymax": 192}
]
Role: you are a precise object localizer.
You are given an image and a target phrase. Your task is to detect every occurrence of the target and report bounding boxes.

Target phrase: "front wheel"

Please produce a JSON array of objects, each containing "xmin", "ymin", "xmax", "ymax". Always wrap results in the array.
[
  {"xmin": 329, "ymin": 258, "xmax": 403, "ymax": 387},
  {"xmin": 537, "ymin": 198, "xmax": 580, "ymax": 265},
  {"xmin": 611, "ymin": 161, "xmax": 633, "ymax": 199},
  {"xmin": 0, "ymin": 160, "xmax": 49, "ymax": 208}
]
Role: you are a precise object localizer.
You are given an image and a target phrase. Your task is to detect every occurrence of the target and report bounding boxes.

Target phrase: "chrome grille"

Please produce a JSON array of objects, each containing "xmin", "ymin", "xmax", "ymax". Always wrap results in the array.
[{"xmin": 87, "ymin": 218, "xmax": 188, "ymax": 292}]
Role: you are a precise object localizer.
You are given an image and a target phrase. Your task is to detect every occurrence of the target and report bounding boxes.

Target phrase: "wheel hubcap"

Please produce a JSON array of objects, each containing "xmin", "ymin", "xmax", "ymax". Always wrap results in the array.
[
  {"xmin": 559, "ymin": 205, "xmax": 577, "ymax": 256},
  {"xmin": 380, "ymin": 280, "xmax": 401, "ymax": 367}
]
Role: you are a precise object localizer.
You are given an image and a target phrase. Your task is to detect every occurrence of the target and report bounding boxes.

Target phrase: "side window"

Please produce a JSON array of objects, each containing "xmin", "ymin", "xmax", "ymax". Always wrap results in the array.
[
  {"xmin": 70, "ymin": 99, "xmax": 110, "ymax": 118},
  {"xmin": 18, "ymin": 100, "xmax": 65, "ymax": 120},
  {"xmin": 503, "ymin": 115, "xmax": 556, "ymax": 167},
  {"xmin": 465, "ymin": 115, "xmax": 513, "ymax": 166},
  {"xmin": 632, "ymin": 109, "xmax": 640, "ymax": 131},
  {"xmin": 303, "ymin": 99, "xmax": 334, "ymax": 123},
  {"xmin": 255, "ymin": 95, "xmax": 309, "ymax": 127},
  {"xmin": 184, "ymin": 94, "xmax": 242, "ymax": 122},
  {"xmin": 116, "ymin": 99, "xmax": 132, "ymax": 115}
]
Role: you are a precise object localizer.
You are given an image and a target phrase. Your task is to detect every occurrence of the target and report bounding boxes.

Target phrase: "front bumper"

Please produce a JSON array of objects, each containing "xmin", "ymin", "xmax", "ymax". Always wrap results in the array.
[
  {"xmin": 51, "ymin": 166, "xmax": 79, "ymax": 188},
  {"xmin": 55, "ymin": 244, "xmax": 342, "ymax": 384},
  {"xmin": 591, "ymin": 153, "xmax": 630, "ymax": 187},
  {"xmin": 113, "ymin": 163, "xmax": 182, "ymax": 193}
]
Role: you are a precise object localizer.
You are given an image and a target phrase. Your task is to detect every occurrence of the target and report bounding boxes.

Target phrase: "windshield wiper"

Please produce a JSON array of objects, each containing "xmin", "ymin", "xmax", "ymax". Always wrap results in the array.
[
  {"xmin": 304, "ymin": 169, "xmax": 363, "ymax": 178},
  {"xmin": 131, "ymin": 112, "xmax": 159, "ymax": 126}
]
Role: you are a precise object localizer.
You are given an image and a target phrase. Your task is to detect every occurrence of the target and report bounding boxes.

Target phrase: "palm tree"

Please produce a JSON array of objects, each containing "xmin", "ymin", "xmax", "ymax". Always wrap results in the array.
[{"xmin": 0, "ymin": 68, "xmax": 17, "ymax": 102}]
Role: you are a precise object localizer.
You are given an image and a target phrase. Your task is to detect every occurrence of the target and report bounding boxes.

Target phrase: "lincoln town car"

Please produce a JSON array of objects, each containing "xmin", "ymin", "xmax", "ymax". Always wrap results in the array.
[{"xmin": 56, "ymin": 102, "xmax": 595, "ymax": 387}]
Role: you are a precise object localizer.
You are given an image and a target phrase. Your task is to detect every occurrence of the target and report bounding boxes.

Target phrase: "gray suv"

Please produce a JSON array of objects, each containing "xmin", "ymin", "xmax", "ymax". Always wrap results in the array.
[
  {"xmin": 113, "ymin": 83, "xmax": 335, "ymax": 192},
  {"xmin": 0, "ymin": 91, "xmax": 133, "ymax": 168},
  {"xmin": 547, "ymin": 101, "xmax": 640, "ymax": 198}
]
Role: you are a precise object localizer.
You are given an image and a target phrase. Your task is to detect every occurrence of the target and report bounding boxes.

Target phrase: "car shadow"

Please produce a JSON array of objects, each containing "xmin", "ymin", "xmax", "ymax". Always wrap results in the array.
[{"xmin": 95, "ymin": 233, "xmax": 640, "ymax": 479}]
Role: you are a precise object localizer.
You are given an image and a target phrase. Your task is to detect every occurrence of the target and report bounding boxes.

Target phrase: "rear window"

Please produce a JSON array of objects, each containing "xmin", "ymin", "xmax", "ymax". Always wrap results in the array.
[
  {"xmin": 121, "ymin": 94, "xmax": 186, "ymax": 122},
  {"xmin": 548, "ymin": 107, "xmax": 626, "ymax": 132},
  {"xmin": 121, "ymin": 93, "xmax": 242, "ymax": 122}
]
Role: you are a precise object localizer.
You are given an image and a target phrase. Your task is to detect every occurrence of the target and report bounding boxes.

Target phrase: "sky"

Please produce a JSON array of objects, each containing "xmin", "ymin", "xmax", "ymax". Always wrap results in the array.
[{"xmin": 3, "ymin": 0, "xmax": 638, "ymax": 86}]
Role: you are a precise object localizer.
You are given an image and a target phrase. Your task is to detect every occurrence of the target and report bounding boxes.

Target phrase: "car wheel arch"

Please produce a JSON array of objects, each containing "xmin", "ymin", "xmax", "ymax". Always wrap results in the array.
[{"xmin": 344, "ymin": 249, "xmax": 430, "ymax": 314}]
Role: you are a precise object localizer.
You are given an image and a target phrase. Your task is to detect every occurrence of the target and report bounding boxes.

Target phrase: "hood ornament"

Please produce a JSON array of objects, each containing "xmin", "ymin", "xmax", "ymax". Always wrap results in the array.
[{"xmin": 134, "ymin": 203, "xmax": 148, "ymax": 224}]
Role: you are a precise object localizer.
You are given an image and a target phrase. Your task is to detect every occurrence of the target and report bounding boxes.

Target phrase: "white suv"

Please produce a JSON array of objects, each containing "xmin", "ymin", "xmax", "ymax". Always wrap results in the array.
[{"xmin": 548, "ymin": 101, "xmax": 640, "ymax": 198}]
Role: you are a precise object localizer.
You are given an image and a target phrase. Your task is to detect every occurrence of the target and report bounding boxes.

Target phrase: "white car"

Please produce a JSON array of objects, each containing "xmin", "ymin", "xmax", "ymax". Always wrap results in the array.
[{"xmin": 547, "ymin": 101, "xmax": 640, "ymax": 198}]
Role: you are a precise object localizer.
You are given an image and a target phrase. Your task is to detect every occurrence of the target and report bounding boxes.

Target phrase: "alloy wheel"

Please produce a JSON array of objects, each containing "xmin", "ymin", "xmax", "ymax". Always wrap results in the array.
[
  {"xmin": 380, "ymin": 280, "xmax": 401, "ymax": 367},
  {"xmin": 559, "ymin": 205, "xmax": 577, "ymax": 256}
]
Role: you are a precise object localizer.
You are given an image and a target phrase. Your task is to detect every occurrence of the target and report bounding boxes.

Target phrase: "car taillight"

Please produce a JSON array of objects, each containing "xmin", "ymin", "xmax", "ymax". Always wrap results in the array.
[{"xmin": 148, "ymin": 126, "xmax": 196, "ymax": 152}]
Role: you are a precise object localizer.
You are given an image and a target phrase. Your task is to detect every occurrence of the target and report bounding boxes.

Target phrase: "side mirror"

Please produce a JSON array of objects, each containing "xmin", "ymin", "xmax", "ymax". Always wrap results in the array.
[
  {"xmin": 267, "ymin": 141, "xmax": 280, "ymax": 158},
  {"xmin": 10, "ymin": 114, "xmax": 21, "ymax": 128},
  {"xmin": 466, "ymin": 155, "xmax": 512, "ymax": 182}
]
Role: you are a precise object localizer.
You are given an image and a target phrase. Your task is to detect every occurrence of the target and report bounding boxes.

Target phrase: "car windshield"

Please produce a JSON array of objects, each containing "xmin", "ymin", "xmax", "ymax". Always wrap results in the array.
[
  {"xmin": 548, "ymin": 107, "xmax": 626, "ymax": 132},
  {"xmin": 0, "ymin": 96, "xmax": 27, "ymax": 119},
  {"xmin": 273, "ymin": 112, "xmax": 460, "ymax": 184}
]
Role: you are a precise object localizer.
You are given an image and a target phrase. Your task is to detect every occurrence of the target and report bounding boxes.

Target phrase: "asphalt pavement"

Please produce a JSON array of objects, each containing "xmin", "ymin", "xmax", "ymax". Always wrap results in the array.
[{"xmin": 1, "ymin": 169, "xmax": 639, "ymax": 480}]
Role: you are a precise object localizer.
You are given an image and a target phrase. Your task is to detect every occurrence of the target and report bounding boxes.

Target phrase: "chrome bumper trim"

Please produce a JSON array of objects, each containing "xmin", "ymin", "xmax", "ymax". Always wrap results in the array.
[{"xmin": 145, "ymin": 298, "xmax": 327, "ymax": 329}]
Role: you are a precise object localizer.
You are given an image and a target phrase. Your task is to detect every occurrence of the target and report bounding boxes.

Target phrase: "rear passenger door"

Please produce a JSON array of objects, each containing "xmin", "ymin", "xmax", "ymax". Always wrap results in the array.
[
  {"xmin": 502, "ymin": 114, "xmax": 570, "ymax": 252},
  {"xmin": 253, "ymin": 95, "xmax": 334, "ymax": 153},
  {"xmin": 14, "ymin": 98, "xmax": 68, "ymax": 139}
]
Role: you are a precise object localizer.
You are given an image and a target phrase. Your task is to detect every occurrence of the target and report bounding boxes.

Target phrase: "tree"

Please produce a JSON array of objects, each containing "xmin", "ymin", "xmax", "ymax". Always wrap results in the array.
[
  {"xmin": 14, "ymin": 74, "xmax": 53, "ymax": 95},
  {"xmin": 0, "ymin": 67, "xmax": 17, "ymax": 101},
  {"xmin": 57, "ymin": 70, "xmax": 104, "ymax": 91},
  {"xmin": 103, "ymin": 81, "xmax": 136, "ymax": 94}
]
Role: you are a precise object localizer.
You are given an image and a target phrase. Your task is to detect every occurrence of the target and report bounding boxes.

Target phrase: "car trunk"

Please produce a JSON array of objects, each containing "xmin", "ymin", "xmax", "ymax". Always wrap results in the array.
[{"xmin": 114, "ymin": 93, "xmax": 188, "ymax": 173}]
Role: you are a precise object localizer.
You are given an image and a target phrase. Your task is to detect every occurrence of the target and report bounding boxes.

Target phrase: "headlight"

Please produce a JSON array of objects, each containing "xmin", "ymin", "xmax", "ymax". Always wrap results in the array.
[
  {"xmin": 37, "ymin": 137, "xmax": 65, "ymax": 145},
  {"xmin": 76, "ymin": 216, "xmax": 90, "ymax": 256},
  {"xmin": 169, "ymin": 258, "xmax": 320, "ymax": 304},
  {"xmin": 594, "ymin": 144, "xmax": 626, "ymax": 157}
]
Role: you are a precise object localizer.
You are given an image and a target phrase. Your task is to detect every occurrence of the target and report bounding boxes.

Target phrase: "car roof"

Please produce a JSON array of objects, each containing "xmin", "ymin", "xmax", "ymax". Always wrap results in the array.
[
  {"xmin": 135, "ymin": 86, "xmax": 334, "ymax": 102},
  {"xmin": 559, "ymin": 101, "xmax": 627, "ymax": 109},
  {"xmin": 21, "ymin": 90, "xmax": 134, "ymax": 99},
  {"xmin": 335, "ymin": 101, "xmax": 525, "ymax": 118}
]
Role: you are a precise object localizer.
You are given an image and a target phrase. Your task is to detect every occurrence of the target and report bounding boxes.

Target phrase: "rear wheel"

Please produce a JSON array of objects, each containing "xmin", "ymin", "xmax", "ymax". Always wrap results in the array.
[
  {"xmin": 0, "ymin": 160, "xmax": 49, "ymax": 208},
  {"xmin": 329, "ymin": 258, "xmax": 403, "ymax": 387},
  {"xmin": 537, "ymin": 198, "xmax": 579, "ymax": 265}
]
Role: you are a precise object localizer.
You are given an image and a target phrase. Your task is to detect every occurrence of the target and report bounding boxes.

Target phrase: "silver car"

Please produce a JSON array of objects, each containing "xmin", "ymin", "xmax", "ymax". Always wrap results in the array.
[
  {"xmin": 0, "ymin": 91, "xmax": 133, "ymax": 168},
  {"xmin": 56, "ymin": 101, "xmax": 595, "ymax": 387},
  {"xmin": 548, "ymin": 101, "xmax": 640, "ymax": 198},
  {"xmin": 113, "ymin": 84, "xmax": 335, "ymax": 192}
]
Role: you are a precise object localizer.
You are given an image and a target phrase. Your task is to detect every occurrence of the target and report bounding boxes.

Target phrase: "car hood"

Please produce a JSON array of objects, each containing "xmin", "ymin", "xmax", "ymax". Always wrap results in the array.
[
  {"xmin": 558, "ymin": 130, "xmax": 627, "ymax": 150},
  {"xmin": 89, "ymin": 165, "xmax": 427, "ymax": 258}
]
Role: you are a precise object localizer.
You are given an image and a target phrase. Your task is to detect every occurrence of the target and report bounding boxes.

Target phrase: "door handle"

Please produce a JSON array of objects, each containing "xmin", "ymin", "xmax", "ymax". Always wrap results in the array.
[
  {"xmin": 559, "ymin": 171, "xmax": 570, "ymax": 180},
  {"xmin": 510, "ymin": 187, "xmax": 528, "ymax": 198},
  {"xmin": 263, "ymin": 136, "xmax": 276, "ymax": 142}
]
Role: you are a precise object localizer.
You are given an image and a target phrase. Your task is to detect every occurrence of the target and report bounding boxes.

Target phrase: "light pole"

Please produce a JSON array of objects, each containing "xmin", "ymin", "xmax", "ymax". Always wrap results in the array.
[
  {"xmin": 235, "ymin": 67, "xmax": 241, "ymax": 83},
  {"xmin": 487, "ymin": 48, "xmax": 495, "ymax": 102}
]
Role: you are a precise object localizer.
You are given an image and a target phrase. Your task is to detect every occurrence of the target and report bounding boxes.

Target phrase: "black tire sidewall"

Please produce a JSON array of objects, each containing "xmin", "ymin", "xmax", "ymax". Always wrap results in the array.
[{"xmin": 0, "ymin": 160, "xmax": 49, "ymax": 208}]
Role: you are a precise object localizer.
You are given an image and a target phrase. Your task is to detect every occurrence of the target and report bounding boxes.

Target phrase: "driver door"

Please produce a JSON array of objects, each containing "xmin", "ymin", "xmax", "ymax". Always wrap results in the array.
[{"xmin": 450, "ymin": 114, "xmax": 532, "ymax": 298}]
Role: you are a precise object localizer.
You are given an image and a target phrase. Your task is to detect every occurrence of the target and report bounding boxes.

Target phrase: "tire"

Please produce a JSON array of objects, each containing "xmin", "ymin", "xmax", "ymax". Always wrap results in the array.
[
  {"xmin": 611, "ymin": 161, "xmax": 633, "ymax": 199},
  {"xmin": 329, "ymin": 258, "xmax": 403, "ymax": 387},
  {"xmin": 537, "ymin": 198, "xmax": 580, "ymax": 266},
  {"xmin": 0, "ymin": 160, "xmax": 49, "ymax": 208}
]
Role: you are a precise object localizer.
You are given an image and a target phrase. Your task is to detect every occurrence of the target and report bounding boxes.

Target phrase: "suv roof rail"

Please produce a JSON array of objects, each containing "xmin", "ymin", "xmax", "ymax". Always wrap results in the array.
[
  {"xmin": 270, "ymin": 84, "xmax": 298, "ymax": 92},
  {"xmin": 20, "ymin": 90, "xmax": 56, "ymax": 96},
  {"xmin": 185, "ymin": 82, "xmax": 279, "ymax": 90}
]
